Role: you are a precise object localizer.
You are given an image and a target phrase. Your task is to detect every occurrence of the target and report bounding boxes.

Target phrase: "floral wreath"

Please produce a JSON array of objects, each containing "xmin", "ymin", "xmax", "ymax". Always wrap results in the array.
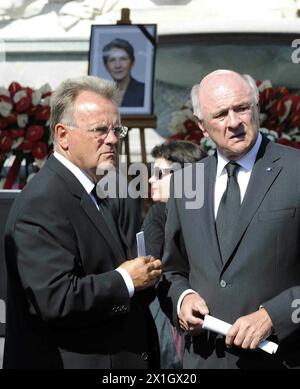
[
  {"xmin": 0, "ymin": 82, "xmax": 53, "ymax": 189},
  {"xmin": 168, "ymin": 80, "xmax": 300, "ymax": 154}
]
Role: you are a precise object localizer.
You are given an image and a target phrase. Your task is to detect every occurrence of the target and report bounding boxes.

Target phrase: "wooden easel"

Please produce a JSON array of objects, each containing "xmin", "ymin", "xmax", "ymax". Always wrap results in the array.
[{"xmin": 117, "ymin": 8, "xmax": 157, "ymax": 165}]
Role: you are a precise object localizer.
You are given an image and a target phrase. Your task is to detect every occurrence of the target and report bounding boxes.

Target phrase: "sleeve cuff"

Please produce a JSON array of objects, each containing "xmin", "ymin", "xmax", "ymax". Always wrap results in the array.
[
  {"xmin": 116, "ymin": 268, "xmax": 135, "ymax": 298},
  {"xmin": 177, "ymin": 289, "xmax": 198, "ymax": 315}
]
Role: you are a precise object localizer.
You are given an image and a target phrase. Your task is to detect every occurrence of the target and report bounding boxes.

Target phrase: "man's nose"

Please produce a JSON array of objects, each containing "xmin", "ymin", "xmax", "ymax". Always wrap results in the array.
[
  {"xmin": 227, "ymin": 109, "xmax": 242, "ymax": 128},
  {"xmin": 104, "ymin": 128, "xmax": 118, "ymax": 144}
]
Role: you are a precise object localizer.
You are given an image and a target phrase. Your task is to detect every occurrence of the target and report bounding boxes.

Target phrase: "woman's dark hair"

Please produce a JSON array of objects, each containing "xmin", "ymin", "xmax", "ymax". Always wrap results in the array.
[
  {"xmin": 102, "ymin": 38, "xmax": 135, "ymax": 67},
  {"xmin": 151, "ymin": 140, "xmax": 207, "ymax": 168}
]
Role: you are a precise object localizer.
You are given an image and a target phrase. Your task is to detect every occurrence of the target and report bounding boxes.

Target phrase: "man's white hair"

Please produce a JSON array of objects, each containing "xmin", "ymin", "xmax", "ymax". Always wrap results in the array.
[{"xmin": 191, "ymin": 71, "xmax": 259, "ymax": 120}]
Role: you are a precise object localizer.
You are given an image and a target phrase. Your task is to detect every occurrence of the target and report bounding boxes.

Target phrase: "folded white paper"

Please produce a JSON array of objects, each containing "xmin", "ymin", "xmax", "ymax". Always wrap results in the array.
[
  {"xmin": 136, "ymin": 231, "xmax": 147, "ymax": 257},
  {"xmin": 202, "ymin": 314, "xmax": 278, "ymax": 355}
]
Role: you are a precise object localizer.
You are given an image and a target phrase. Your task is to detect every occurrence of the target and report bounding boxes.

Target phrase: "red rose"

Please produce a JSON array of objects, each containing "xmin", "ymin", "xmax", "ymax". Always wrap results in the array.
[
  {"xmin": 0, "ymin": 130, "xmax": 13, "ymax": 152},
  {"xmin": 269, "ymin": 100, "xmax": 289, "ymax": 117},
  {"xmin": 35, "ymin": 106, "xmax": 50, "ymax": 121},
  {"xmin": 7, "ymin": 112, "xmax": 18, "ymax": 125},
  {"xmin": 26, "ymin": 125, "xmax": 44, "ymax": 142},
  {"xmin": 276, "ymin": 87, "xmax": 289, "ymax": 97},
  {"xmin": 32, "ymin": 141, "xmax": 47, "ymax": 159},
  {"xmin": 0, "ymin": 117, "xmax": 8, "ymax": 130},
  {"xmin": 10, "ymin": 128, "xmax": 25, "ymax": 139},
  {"xmin": 183, "ymin": 119, "xmax": 198, "ymax": 132},
  {"xmin": 185, "ymin": 131, "xmax": 203, "ymax": 143},
  {"xmin": 8, "ymin": 82, "xmax": 22, "ymax": 97},
  {"xmin": 290, "ymin": 111, "xmax": 300, "ymax": 128},
  {"xmin": 263, "ymin": 117, "xmax": 278, "ymax": 131},
  {"xmin": 259, "ymin": 88, "xmax": 276, "ymax": 107},
  {"xmin": 169, "ymin": 132, "xmax": 185, "ymax": 141},
  {"xmin": 25, "ymin": 87, "xmax": 33, "ymax": 99},
  {"xmin": 0, "ymin": 95, "xmax": 12, "ymax": 104},
  {"xmin": 19, "ymin": 139, "xmax": 33, "ymax": 151},
  {"xmin": 277, "ymin": 138, "xmax": 300, "ymax": 149},
  {"xmin": 15, "ymin": 96, "xmax": 31, "ymax": 112}
]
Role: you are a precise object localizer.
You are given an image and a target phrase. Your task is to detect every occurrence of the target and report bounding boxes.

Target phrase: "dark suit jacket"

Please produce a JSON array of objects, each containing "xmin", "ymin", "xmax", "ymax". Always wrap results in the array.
[
  {"xmin": 3, "ymin": 156, "xmax": 158, "ymax": 369},
  {"xmin": 159, "ymin": 136, "xmax": 300, "ymax": 369},
  {"xmin": 122, "ymin": 77, "xmax": 145, "ymax": 107}
]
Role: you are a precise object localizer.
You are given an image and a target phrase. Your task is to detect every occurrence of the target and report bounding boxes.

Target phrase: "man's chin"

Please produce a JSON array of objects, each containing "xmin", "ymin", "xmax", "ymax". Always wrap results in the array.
[{"xmin": 96, "ymin": 160, "xmax": 117, "ymax": 176}]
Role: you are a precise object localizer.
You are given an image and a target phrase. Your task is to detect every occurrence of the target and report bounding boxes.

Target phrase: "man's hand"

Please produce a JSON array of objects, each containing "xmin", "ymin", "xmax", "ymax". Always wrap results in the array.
[
  {"xmin": 225, "ymin": 307, "xmax": 273, "ymax": 350},
  {"xmin": 119, "ymin": 256, "xmax": 162, "ymax": 291},
  {"xmin": 179, "ymin": 293, "xmax": 209, "ymax": 335}
]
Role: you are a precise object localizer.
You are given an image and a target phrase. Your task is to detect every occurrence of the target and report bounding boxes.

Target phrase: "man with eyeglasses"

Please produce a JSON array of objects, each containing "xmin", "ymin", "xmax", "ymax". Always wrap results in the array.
[
  {"xmin": 159, "ymin": 69, "xmax": 300, "ymax": 369},
  {"xmin": 3, "ymin": 75, "xmax": 161, "ymax": 369}
]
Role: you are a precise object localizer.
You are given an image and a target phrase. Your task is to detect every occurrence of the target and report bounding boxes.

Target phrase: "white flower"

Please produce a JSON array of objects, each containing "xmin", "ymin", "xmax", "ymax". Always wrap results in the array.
[
  {"xmin": 0, "ymin": 87, "xmax": 10, "ymax": 97},
  {"xmin": 41, "ymin": 96, "xmax": 51, "ymax": 106},
  {"xmin": 17, "ymin": 113, "xmax": 28, "ymax": 127},
  {"xmin": 38, "ymin": 83, "xmax": 52, "ymax": 95},
  {"xmin": 0, "ymin": 100, "xmax": 12, "ymax": 117},
  {"xmin": 13, "ymin": 90, "xmax": 26, "ymax": 103},
  {"xmin": 32, "ymin": 90, "xmax": 42, "ymax": 106}
]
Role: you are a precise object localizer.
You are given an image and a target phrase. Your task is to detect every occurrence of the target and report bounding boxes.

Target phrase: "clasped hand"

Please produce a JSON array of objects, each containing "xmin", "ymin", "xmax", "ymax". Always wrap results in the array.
[{"xmin": 119, "ymin": 256, "xmax": 162, "ymax": 291}]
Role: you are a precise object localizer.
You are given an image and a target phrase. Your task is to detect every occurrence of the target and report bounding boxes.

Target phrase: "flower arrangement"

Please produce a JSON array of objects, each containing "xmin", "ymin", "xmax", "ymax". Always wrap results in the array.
[
  {"xmin": 0, "ymin": 82, "xmax": 53, "ymax": 189},
  {"xmin": 168, "ymin": 80, "xmax": 300, "ymax": 154}
]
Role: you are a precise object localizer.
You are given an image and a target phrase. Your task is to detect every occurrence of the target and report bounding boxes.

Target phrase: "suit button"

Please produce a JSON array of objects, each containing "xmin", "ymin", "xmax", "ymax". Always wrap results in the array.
[
  {"xmin": 220, "ymin": 280, "xmax": 227, "ymax": 288},
  {"xmin": 141, "ymin": 352, "xmax": 149, "ymax": 361}
]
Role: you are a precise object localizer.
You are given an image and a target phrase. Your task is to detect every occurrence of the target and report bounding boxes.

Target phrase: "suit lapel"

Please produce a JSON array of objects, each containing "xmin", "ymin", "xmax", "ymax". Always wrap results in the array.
[
  {"xmin": 80, "ymin": 193, "xmax": 126, "ymax": 263},
  {"xmin": 200, "ymin": 156, "xmax": 223, "ymax": 269},
  {"xmin": 46, "ymin": 155, "xmax": 126, "ymax": 263},
  {"xmin": 221, "ymin": 138, "xmax": 282, "ymax": 267}
]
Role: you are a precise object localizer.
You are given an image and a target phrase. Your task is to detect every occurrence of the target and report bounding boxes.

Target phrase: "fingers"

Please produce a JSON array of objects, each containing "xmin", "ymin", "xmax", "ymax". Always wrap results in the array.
[
  {"xmin": 225, "ymin": 309, "xmax": 273, "ymax": 350},
  {"xmin": 179, "ymin": 293, "xmax": 209, "ymax": 334}
]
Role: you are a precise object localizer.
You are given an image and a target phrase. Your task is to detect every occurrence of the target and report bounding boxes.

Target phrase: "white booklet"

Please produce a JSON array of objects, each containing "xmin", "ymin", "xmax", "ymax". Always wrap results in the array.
[{"xmin": 136, "ymin": 231, "xmax": 147, "ymax": 257}]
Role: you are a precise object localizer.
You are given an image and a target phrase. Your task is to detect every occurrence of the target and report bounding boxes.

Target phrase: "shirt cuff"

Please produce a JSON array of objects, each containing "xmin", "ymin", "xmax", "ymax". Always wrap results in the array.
[
  {"xmin": 116, "ymin": 268, "xmax": 135, "ymax": 298},
  {"xmin": 177, "ymin": 289, "xmax": 198, "ymax": 315}
]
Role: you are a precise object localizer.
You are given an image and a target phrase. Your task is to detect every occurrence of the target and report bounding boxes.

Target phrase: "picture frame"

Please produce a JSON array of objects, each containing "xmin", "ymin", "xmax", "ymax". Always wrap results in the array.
[{"xmin": 88, "ymin": 24, "xmax": 157, "ymax": 116}]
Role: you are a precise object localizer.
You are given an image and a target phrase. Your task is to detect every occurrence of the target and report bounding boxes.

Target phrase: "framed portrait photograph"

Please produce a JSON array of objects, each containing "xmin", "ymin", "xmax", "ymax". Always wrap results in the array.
[{"xmin": 88, "ymin": 24, "xmax": 157, "ymax": 116}]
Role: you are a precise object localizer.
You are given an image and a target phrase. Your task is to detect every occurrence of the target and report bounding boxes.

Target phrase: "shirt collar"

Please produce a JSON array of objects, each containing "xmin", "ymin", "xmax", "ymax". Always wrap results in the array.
[
  {"xmin": 216, "ymin": 131, "xmax": 262, "ymax": 176},
  {"xmin": 53, "ymin": 151, "xmax": 95, "ymax": 195}
]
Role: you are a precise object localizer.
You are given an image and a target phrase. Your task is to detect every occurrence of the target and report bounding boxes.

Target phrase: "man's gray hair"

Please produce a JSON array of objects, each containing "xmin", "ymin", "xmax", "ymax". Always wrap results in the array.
[
  {"xmin": 50, "ymin": 75, "xmax": 119, "ymax": 138},
  {"xmin": 191, "ymin": 72, "xmax": 259, "ymax": 120}
]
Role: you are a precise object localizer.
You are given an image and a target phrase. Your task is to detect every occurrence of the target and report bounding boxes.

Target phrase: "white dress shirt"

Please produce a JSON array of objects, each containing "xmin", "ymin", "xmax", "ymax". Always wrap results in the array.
[
  {"xmin": 177, "ymin": 132, "xmax": 263, "ymax": 314},
  {"xmin": 53, "ymin": 151, "xmax": 134, "ymax": 297}
]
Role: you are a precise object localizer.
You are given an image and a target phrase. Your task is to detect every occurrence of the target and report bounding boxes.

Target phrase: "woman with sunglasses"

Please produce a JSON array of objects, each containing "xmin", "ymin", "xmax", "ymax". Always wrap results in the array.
[{"xmin": 142, "ymin": 140, "xmax": 206, "ymax": 369}]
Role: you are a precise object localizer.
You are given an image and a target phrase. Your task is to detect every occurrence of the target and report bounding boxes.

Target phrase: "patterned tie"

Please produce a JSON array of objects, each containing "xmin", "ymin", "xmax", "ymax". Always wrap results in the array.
[{"xmin": 216, "ymin": 161, "xmax": 241, "ymax": 262}]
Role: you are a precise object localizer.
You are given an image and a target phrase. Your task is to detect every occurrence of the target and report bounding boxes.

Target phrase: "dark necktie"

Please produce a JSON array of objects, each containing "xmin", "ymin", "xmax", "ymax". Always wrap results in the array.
[
  {"xmin": 91, "ymin": 184, "xmax": 127, "ymax": 256},
  {"xmin": 91, "ymin": 184, "xmax": 102, "ymax": 207},
  {"xmin": 216, "ymin": 161, "xmax": 241, "ymax": 261}
]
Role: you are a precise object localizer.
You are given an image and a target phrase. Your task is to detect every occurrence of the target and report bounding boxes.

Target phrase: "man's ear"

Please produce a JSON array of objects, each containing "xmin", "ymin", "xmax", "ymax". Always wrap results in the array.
[
  {"xmin": 194, "ymin": 114, "xmax": 209, "ymax": 138},
  {"xmin": 55, "ymin": 124, "xmax": 69, "ymax": 150}
]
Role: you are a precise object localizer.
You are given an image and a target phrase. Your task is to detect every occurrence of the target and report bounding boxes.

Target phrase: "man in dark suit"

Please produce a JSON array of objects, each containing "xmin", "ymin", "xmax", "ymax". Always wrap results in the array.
[
  {"xmin": 158, "ymin": 70, "xmax": 300, "ymax": 369},
  {"xmin": 3, "ymin": 75, "xmax": 161, "ymax": 369}
]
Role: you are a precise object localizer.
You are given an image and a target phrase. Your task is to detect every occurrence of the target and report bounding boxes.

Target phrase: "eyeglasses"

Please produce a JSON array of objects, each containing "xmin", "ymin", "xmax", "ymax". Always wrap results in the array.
[
  {"xmin": 67, "ymin": 125, "xmax": 128, "ymax": 139},
  {"xmin": 152, "ymin": 167, "xmax": 175, "ymax": 180}
]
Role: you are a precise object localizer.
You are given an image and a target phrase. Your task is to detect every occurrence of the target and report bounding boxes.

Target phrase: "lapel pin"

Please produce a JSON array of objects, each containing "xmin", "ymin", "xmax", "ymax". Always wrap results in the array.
[{"xmin": 266, "ymin": 167, "xmax": 272, "ymax": 172}]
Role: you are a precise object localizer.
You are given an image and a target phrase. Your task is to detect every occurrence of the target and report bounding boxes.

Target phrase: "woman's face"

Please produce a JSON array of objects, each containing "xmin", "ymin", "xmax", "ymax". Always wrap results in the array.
[
  {"xmin": 106, "ymin": 48, "xmax": 133, "ymax": 82},
  {"xmin": 149, "ymin": 158, "xmax": 173, "ymax": 203}
]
